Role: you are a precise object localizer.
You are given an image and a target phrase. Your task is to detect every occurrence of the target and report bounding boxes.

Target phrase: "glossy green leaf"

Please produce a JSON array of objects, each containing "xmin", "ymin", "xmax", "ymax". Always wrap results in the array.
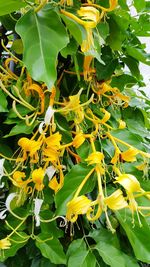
[
  {"xmin": 90, "ymin": 228, "xmax": 139, "ymax": 267},
  {"xmin": 116, "ymin": 210, "xmax": 150, "ymax": 263},
  {"xmin": 16, "ymin": 7, "xmax": 69, "ymax": 88},
  {"xmin": 133, "ymin": 0, "xmax": 145, "ymax": 12},
  {"xmin": 36, "ymin": 234, "xmax": 66, "ymax": 265},
  {"xmin": 0, "ymin": 0, "xmax": 26, "ymax": 16},
  {"xmin": 4, "ymin": 121, "xmax": 38, "ymax": 138},
  {"xmin": 67, "ymin": 239, "xmax": 96, "ymax": 267},
  {"xmin": 126, "ymin": 46, "xmax": 150, "ymax": 66},
  {"xmin": 55, "ymin": 163, "xmax": 93, "ymax": 215}
]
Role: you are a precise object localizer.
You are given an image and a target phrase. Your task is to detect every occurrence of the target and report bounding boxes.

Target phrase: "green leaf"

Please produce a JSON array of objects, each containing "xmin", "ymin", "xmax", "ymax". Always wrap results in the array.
[
  {"xmin": 35, "ymin": 234, "xmax": 66, "ymax": 265},
  {"xmin": 55, "ymin": 163, "xmax": 93, "ymax": 215},
  {"xmin": 116, "ymin": 209, "xmax": 150, "ymax": 263},
  {"xmin": 96, "ymin": 59, "xmax": 118, "ymax": 80},
  {"xmin": 90, "ymin": 228, "xmax": 139, "ymax": 267},
  {"xmin": 107, "ymin": 17, "xmax": 126, "ymax": 51},
  {"xmin": 110, "ymin": 129, "xmax": 145, "ymax": 150},
  {"xmin": 95, "ymin": 242, "xmax": 139, "ymax": 267},
  {"xmin": 0, "ymin": 0, "xmax": 26, "ymax": 16},
  {"xmin": 0, "ymin": 91, "xmax": 8, "ymax": 112},
  {"xmin": 97, "ymin": 21, "xmax": 109, "ymax": 40},
  {"xmin": 61, "ymin": 37, "xmax": 78, "ymax": 58},
  {"xmin": 61, "ymin": 14, "xmax": 85, "ymax": 46},
  {"xmin": 118, "ymin": 0, "xmax": 129, "ymax": 10},
  {"xmin": 126, "ymin": 46, "xmax": 150, "ymax": 66},
  {"xmin": 122, "ymin": 57, "xmax": 141, "ymax": 79},
  {"xmin": 67, "ymin": 239, "xmax": 96, "ymax": 267},
  {"xmin": 11, "ymin": 39, "xmax": 23, "ymax": 55},
  {"xmin": 16, "ymin": 6, "xmax": 69, "ymax": 88},
  {"xmin": 40, "ymin": 258, "xmax": 56, "ymax": 267},
  {"xmin": 111, "ymin": 74, "xmax": 138, "ymax": 90},
  {"xmin": 133, "ymin": 0, "xmax": 145, "ymax": 12},
  {"xmin": 4, "ymin": 121, "xmax": 38, "ymax": 138},
  {"xmin": 0, "ymin": 233, "xmax": 28, "ymax": 262}
]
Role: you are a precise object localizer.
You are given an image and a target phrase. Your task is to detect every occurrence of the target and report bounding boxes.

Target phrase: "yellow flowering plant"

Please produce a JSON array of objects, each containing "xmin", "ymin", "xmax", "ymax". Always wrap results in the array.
[{"xmin": 0, "ymin": 0, "xmax": 150, "ymax": 266}]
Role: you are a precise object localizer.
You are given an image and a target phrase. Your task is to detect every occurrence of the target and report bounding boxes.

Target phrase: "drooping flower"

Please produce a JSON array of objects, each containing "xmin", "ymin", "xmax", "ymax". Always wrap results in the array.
[
  {"xmin": 77, "ymin": 7, "xmax": 100, "ymax": 52},
  {"xmin": 32, "ymin": 168, "xmax": 45, "ymax": 191},
  {"xmin": 66, "ymin": 195, "xmax": 92, "ymax": 222},
  {"xmin": 99, "ymin": 108, "xmax": 111, "ymax": 124},
  {"xmin": 72, "ymin": 132, "xmax": 86, "ymax": 148},
  {"xmin": 44, "ymin": 106, "xmax": 55, "ymax": 126},
  {"xmin": 43, "ymin": 147, "xmax": 59, "ymax": 162},
  {"xmin": 39, "ymin": 106, "xmax": 55, "ymax": 134},
  {"xmin": 86, "ymin": 151, "xmax": 104, "ymax": 165},
  {"xmin": 33, "ymin": 198, "xmax": 43, "ymax": 227},
  {"xmin": 17, "ymin": 137, "xmax": 41, "ymax": 163},
  {"xmin": 48, "ymin": 176, "xmax": 61, "ymax": 193},
  {"xmin": 114, "ymin": 174, "xmax": 141, "ymax": 193},
  {"xmin": 121, "ymin": 147, "xmax": 138, "ymax": 162},
  {"xmin": 61, "ymin": 7, "xmax": 100, "ymax": 52},
  {"xmin": 12, "ymin": 171, "xmax": 26, "ymax": 187},
  {"xmin": 111, "ymin": 147, "xmax": 121, "ymax": 164},
  {"xmin": 104, "ymin": 189, "xmax": 128, "ymax": 210},
  {"xmin": 45, "ymin": 132, "xmax": 62, "ymax": 149}
]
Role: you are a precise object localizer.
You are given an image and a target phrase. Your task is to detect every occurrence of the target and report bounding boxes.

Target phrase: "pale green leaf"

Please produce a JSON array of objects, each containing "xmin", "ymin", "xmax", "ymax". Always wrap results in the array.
[{"xmin": 0, "ymin": 0, "xmax": 26, "ymax": 16}]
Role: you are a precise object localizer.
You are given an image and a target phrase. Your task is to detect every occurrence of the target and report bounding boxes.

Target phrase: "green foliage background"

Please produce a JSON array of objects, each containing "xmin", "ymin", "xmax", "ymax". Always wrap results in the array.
[{"xmin": 0, "ymin": 0, "xmax": 150, "ymax": 266}]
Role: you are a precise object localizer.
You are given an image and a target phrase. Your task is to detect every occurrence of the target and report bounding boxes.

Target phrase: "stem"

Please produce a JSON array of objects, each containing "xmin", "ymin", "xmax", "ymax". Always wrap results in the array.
[
  {"xmin": 34, "ymin": 0, "xmax": 48, "ymax": 12},
  {"xmin": 74, "ymin": 168, "xmax": 95, "ymax": 198}
]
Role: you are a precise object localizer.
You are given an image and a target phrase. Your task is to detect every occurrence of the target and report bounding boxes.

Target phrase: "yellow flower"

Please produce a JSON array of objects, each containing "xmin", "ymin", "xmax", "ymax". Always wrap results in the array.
[
  {"xmin": 32, "ymin": 168, "xmax": 45, "ymax": 191},
  {"xmin": 121, "ymin": 147, "xmax": 138, "ymax": 162},
  {"xmin": 83, "ymin": 55, "xmax": 94, "ymax": 81},
  {"xmin": 111, "ymin": 147, "xmax": 121, "ymax": 164},
  {"xmin": 77, "ymin": 6, "xmax": 100, "ymax": 26},
  {"xmin": 114, "ymin": 174, "xmax": 141, "ymax": 193},
  {"xmin": 113, "ymin": 92, "xmax": 130, "ymax": 107},
  {"xmin": 13, "ymin": 171, "xmax": 26, "ymax": 187},
  {"xmin": 18, "ymin": 137, "xmax": 41, "ymax": 162},
  {"xmin": 62, "ymin": 91, "xmax": 81, "ymax": 113},
  {"xmin": 61, "ymin": 7, "xmax": 100, "ymax": 52},
  {"xmin": 118, "ymin": 119, "xmax": 126, "ymax": 129},
  {"xmin": 66, "ymin": 195, "xmax": 92, "ymax": 222},
  {"xmin": 104, "ymin": 189, "xmax": 128, "ymax": 210},
  {"xmin": 99, "ymin": 108, "xmax": 111, "ymax": 124},
  {"xmin": 85, "ymin": 151, "xmax": 104, "ymax": 165},
  {"xmin": 43, "ymin": 147, "xmax": 59, "ymax": 162},
  {"xmin": 48, "ymin": 176, "xmax": 60, "ymax": 193},
  {"xmin": 45, "ymin": 132, "xmax": 62, "ymax": 149},
  {"xmin": 0, "ymin": 238, "xmax": 11, "ymax": 250},
  {"xmin": 72, "ymin": 133, "xmax": 85, "ymax": 148}
]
